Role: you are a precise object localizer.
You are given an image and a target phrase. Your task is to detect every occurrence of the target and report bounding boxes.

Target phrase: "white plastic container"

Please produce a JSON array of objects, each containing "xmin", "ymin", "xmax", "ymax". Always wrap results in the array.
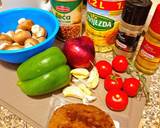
[{"xmin": 0, "ymin": 0, "xmax": 50, "ymax": 11}]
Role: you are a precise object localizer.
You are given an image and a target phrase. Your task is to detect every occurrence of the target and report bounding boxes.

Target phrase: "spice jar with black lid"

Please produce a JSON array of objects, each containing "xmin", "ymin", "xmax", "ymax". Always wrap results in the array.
[{"xmin": 113, "ymin": 0, "xmax": 152, "ymax": 59}]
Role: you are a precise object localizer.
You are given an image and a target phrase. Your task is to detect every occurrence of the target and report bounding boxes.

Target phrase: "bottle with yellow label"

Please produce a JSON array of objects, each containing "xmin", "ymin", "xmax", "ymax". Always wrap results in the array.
[
  {"xmin": 85, "ymin": 0, "xmax": 125, "ymax": 52},
  {"xmin": 135, "ymin": 4, "xmax": 160, "ymax": 75}
]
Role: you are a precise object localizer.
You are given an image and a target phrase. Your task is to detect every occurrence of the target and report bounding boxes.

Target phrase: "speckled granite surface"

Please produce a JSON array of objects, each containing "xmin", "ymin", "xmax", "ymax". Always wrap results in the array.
[
  {"xmin": 0, "ymin": 106, "xmax": 33, "ymax": 128},
  {"xmin": 138, "ymin": 70, "xmax": 160, "ymax": 128}
]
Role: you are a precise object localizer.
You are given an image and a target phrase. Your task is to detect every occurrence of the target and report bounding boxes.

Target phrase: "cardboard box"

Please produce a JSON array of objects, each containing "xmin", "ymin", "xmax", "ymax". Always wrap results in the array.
[{"xmin": 0, "ymin": 47, "xmax": 147, "ymax": 128}]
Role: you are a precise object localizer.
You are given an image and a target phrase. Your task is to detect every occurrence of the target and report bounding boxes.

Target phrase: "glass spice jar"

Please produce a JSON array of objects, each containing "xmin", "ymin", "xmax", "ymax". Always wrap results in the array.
[{"xmin": 113, "ymin": 0, "xmax": 152, "ymax": 59}]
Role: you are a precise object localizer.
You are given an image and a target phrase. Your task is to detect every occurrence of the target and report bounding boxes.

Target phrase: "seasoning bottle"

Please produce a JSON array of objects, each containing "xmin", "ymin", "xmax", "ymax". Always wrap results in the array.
[
  {"xmin": 50, "ymin": 0, "xmax": 83, "ymax": 42},
  {"xmin": 148, "ymin": 4, "xmax": 160, "ymax": 41},
  {"xmin": 135, "ymin": 4, "xmax": 160, "ymax": 75},
  {"xmin": 85, "ymin": 0, "xmax": 125, "ymax": 53},
  {"xmin": 113, "ymin": 0, "xmax": 152, "ymax": 59}
]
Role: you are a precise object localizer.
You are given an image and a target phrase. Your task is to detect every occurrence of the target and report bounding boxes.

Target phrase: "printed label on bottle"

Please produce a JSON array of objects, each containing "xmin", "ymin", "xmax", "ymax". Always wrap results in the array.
[
  {"xmin": 51, "ymin": 0, "xmax": 82, "ymax": 24},
  {"xmin": 140, "ymin": 38, "xmax": 160, "ymax": 58},
  {"xmin": 87, "ymin": 12, "xmax": 115, "ymax": 31},
  {"xmin": 51, "ymin": 0, "xmax": 82, "ymax": 41},
  {"xmin": 51, "ymin": 0, "xmax": 81, "ymax": 14},
  {"xmin": 115, "ymin": 31, "xmax": 141, "ymax": 52},
  {"xmin": 86, "ymin": 0, "xmax": 124, "ymax": 52}
]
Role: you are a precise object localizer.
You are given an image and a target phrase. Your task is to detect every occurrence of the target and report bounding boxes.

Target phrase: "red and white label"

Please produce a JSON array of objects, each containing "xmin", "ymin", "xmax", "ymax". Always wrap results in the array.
[
  {"xmin": 140, "ymin": 38, "xmax": 160, "ymax": 58},
  {"xmin": 56, "ymin": 6, "xmax": 70, "ymax": 12}
]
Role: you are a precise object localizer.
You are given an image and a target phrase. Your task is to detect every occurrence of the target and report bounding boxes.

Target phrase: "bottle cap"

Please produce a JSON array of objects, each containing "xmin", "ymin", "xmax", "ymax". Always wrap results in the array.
[
  {"xmin": 122, "ymin": 0, "xmax": 152, "ymax": 26},
  {"xmin": 150, "ymin": 4, "xmax": 160, "ymax": 35}
]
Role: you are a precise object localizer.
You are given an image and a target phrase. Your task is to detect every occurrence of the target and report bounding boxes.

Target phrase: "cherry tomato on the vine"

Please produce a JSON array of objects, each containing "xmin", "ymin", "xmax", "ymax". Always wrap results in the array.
[
  {"xmin": 112, "ymin": 55, "xmax": 128, "ymax": 73},
  {"xmin": 95, "ymin": 60, "xmax": 112, "ymax": 79},
  {"xmin": 104, "ymin": 74, "xmax": 123, "ymax": 91},
  {"xmin": 106, "ymin": 89, "xmax": 128, "ymax": 111},
  {"xmin": 123, "ymin": 77, "xmax": 140, "ymax": 97}
]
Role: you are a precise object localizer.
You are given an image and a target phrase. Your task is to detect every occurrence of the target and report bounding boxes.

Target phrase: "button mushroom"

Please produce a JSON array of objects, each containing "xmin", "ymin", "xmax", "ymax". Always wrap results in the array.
[
  {"xmin": 4, "ymin": 43, "xmax": 23, "ymax": 50},
  {"xmin": 24, "ymin": 38, "xmax": 39, "ymax": 48},
  {"xmin": 31, "ymin": 25, "xmax": 47, "ymax": 38},
  {"xmin": 5, "ymin": 31, "xmax": 15, "ymax": 40},
  {"xmin": 14, "ymin": 30, "xmax": 31, "ymax": 45},
  {"xmin": 0, "ymin": 40, "xmax": 12, "ymax": 50},
  {"xmin": 15, "ymin": 29, "xmax": 23, "ymax": 34},
  {"xmin": 36, "ymin": 37, "xmax": 46, "ymax": 43},
  {"xmin": 0, "ymin": 34, "xmax": 14, "ymax": 43},
  {"xmin": 17, "ymin": 18, "xmax": 34, "ymax": 31},
  {"xmin": 0, "ymin": 18, "xmax": 48, "ymax": 50}
]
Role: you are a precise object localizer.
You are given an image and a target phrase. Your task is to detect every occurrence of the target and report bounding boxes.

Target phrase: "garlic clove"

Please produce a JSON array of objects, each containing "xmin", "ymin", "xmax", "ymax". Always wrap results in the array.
[
  {"xmin": 63, "ymin": 83, "xmax": 97, "ymax": 103},
  {"xmin": 76, "ymin": 83, "xmax": 92, "ymax": 96},
  {"xmin": 70, "ymin": 68, "xmax": 89, "ymax": 79},
  {"xmin": 82, "ymin": 95, "xmax": 97, "ymax": 104},
  {"xmin": 63, "ymin": 85, "xmax": 85, "ymax": 100},
  {"xmin": 86, "ymin": 66, "xmax": 99, "ymax": 89},
  {"xmin": 71, "ymin": 77, "xmax": 92, "ymax": 96}
]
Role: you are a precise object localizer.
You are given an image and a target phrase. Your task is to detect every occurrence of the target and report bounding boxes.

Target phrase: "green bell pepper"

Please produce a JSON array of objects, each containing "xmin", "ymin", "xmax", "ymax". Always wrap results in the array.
[{"xmin": 17, "ymin": 47, "xmax": 71, "ymax": 96}]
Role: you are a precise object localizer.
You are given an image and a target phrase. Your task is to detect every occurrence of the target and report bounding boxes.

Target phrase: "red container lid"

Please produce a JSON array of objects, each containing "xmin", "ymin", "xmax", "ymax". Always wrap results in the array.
[{"xmin": 150, "ymin": 4, "xmax": 160, "ymax": 34}]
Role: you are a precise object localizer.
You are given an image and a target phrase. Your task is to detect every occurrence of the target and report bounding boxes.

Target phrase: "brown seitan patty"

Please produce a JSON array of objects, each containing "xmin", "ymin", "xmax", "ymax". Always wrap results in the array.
[{"xmin": 48, "ymin": 103, "xmax": 115, "ymax": 128}]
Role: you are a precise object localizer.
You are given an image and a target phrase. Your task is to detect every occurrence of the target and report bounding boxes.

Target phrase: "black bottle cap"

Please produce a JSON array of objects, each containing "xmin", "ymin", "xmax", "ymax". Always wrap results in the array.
[{"xmin": 122, "ymin": 0, "xmax": 152, "ymax": 26}]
